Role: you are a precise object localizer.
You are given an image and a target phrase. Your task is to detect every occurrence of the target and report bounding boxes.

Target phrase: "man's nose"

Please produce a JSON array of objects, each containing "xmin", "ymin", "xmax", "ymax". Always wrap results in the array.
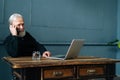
[{"xmin": 20, "ymin": 25, "xmax": 24, "ymax": 29}]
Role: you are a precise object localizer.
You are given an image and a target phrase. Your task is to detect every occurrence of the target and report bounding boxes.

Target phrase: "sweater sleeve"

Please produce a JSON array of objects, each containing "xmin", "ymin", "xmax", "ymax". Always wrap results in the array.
[
  {"xmin": 26, "ymin": 32, "xmax": 47, "ymax": 55},
  {"xmin": 35, "ymin": 41, "xmax": 47, "ymax": 55},
  {"xmin": 4, "ymin": 35, "xmax": 19, "ymax": 57}
]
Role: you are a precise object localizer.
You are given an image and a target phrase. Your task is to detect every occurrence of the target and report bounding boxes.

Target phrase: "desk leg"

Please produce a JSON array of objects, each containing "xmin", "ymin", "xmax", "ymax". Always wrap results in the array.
[
  {"xmin": 21, "ymin": 69, "xmax": 26, "ymax": 80},
  {"xmin": 12, "ymin": 68, "xmax": 26, "ymax": 80},
  {"xmin": 41, "ymin": 68, "xmax": 43, "ymax": 80}
]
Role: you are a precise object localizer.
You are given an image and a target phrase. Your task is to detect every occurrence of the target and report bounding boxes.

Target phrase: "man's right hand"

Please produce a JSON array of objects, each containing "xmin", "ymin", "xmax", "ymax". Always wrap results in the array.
[{"xmin": 9, "ymin": 25, "xmax": 17, "ymax": 36}]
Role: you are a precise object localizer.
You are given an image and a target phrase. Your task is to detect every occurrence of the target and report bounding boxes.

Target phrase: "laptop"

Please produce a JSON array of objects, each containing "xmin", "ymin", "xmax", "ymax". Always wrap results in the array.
[{"xmin": 47, "ymin": 39, "xmax": 85, "ymax": 60}]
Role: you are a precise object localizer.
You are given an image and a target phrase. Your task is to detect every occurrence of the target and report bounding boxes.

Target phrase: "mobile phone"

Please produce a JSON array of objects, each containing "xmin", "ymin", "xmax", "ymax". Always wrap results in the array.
[{"xmin": 16, "ymin": 28, "xmax": 20, "ymax": 35}]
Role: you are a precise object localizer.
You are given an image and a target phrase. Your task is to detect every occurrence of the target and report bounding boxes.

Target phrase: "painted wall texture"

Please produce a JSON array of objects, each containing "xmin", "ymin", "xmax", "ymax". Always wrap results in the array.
[
  {"xmin": 0, "ymin": 0, "xmax": 118, "ymax": 80},
  {"xmin": 117, "ymin": 0, "xmax": 120, "ymax": 75}
]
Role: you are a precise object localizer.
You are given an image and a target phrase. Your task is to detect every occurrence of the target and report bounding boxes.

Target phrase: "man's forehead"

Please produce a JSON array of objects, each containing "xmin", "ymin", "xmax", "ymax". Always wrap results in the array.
[{"xmin": 12, "ymin": 17, "xmax": 24, "ymax": 23}]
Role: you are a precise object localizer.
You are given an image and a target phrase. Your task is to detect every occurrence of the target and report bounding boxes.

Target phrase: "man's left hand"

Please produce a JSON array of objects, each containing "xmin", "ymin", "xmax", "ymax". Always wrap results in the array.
[{"xmin": 42, "ymin": 51, "xmax": 51, "ymax": 58}]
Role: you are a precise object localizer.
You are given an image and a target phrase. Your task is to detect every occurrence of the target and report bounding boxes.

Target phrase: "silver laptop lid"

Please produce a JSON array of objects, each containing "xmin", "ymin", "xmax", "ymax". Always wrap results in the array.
[{"xmin": 64, "ymin": 39, "xmax": 84, "ymax": 60}]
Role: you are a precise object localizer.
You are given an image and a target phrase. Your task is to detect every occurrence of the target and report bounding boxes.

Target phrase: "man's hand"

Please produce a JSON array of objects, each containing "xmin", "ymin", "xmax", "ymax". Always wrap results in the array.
[
  {"xmin": 42, "ymin": 51, "xmax": 51, "ymax": 58},
  {"xmin": 9, "ymin": 25, "xmax": 17, "ymax": 36}
]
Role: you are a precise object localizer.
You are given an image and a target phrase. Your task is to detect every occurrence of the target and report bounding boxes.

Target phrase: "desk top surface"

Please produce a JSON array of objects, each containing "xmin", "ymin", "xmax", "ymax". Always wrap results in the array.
[{"xmin": 2, "ymin": 56, "xmax": 120, "ymax": 68}]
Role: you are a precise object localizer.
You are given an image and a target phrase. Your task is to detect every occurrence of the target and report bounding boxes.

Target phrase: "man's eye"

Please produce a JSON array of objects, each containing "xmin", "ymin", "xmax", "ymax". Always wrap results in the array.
[
  {"xmin": 18, "ymin": 24, "xmax": 20, "ymax": 26},
  {"xmin": 17, "ymin": 24, "xmax": 24, "ymax": 26},
  {"xmin": 22, "ymin": 23, "xmax": 24, "ymax": 26}
]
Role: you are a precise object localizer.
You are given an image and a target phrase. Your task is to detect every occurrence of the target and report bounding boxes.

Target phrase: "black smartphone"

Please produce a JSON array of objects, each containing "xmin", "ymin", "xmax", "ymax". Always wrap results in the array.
[{"xmin": 16, "ymin": 28, "xmax": 20, "ymax": 35}]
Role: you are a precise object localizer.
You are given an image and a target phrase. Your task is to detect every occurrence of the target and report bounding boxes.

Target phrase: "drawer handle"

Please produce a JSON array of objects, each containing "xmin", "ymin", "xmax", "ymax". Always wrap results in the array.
[
  {"xmin": 53, "ymin": 71, "xmax": 63, "ymax": 77},
  {"xmin": 87, "ymin": 69, "xmax": 96, "ymax": 75}
]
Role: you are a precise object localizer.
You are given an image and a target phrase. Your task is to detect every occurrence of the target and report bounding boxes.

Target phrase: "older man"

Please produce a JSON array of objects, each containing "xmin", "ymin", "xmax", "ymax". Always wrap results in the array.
[{"xmin": 4, "ymin": 13, "xmax": 51, "ymax": 58}]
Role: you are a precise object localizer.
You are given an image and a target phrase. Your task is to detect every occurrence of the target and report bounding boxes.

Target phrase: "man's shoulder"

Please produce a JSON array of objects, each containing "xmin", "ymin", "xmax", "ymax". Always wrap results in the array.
[
  {"xmin": 25, "ymin": 31, "xmax": 34, "ymax": 38},
  {"xmin": 26, "ymin": 31, "xmax": 31, "ymax": 36}
]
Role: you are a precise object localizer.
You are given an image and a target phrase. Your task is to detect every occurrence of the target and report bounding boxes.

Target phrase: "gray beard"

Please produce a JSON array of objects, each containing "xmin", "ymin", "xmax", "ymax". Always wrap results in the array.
[{"xmin": 18, "ymin": 31, "xmax": 26, "ymax": 37}]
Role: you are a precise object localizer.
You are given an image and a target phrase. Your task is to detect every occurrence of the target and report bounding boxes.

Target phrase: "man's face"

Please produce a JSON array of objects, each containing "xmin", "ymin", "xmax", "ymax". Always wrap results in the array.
[{"xmin": 12, "ymin": 17, "xmax": 25, "ymax": 32}]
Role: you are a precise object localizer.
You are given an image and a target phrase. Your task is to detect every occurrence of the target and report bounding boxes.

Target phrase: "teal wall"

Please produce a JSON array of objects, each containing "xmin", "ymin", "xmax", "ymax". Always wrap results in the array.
[
  {"xmin": 0, "ymin": 0, "xmax": 118, "ymax": 80},
  {"xmin": 117, "ymin": 0, "xmax": 120, "ymax": 75}
]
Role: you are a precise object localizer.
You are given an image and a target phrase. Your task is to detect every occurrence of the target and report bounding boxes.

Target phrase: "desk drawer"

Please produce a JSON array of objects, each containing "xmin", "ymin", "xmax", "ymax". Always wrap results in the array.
[
  {"xmin": 43, "ymin": 66, "xmax": 75, "ymax": 79},
  {"xmin": 78, "ymin": 65, "xmax": 105, "ymax": 76}
]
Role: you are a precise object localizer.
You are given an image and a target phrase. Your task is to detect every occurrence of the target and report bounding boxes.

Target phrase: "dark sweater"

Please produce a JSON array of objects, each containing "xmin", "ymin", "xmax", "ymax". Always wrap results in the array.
[{"xmin": 4, "ymin": 32, "xmax": 47, "ymax": 57}]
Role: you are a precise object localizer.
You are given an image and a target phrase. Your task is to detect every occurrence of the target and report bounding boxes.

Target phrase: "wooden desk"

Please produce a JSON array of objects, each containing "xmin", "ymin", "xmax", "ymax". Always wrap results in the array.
[{"xmin": 3, "ymin": 56, "xmax": 120, "ymax": 80}]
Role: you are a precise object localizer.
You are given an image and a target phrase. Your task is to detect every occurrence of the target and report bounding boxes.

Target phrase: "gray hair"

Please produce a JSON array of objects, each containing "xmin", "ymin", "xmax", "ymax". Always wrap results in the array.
[{"xmin": 9, "ymin": 13, "xmax": 23, "ymax": 25}]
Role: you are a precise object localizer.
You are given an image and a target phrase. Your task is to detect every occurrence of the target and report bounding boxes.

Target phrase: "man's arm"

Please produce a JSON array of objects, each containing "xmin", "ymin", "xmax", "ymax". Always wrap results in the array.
[
  {"xmin": 26, "ymin": 32, "xmax": 47, "ymax": 55},
  {"xmin": 36, "ymin": 42, "xmax": 51, "ymax": 57},
  {"xmin": 4, "ymin": 35, "xmax": 19, "ymax": 57},
  {"xmin": 36, "ymin": 41, "xmax": 47, "ymax": 54}
]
